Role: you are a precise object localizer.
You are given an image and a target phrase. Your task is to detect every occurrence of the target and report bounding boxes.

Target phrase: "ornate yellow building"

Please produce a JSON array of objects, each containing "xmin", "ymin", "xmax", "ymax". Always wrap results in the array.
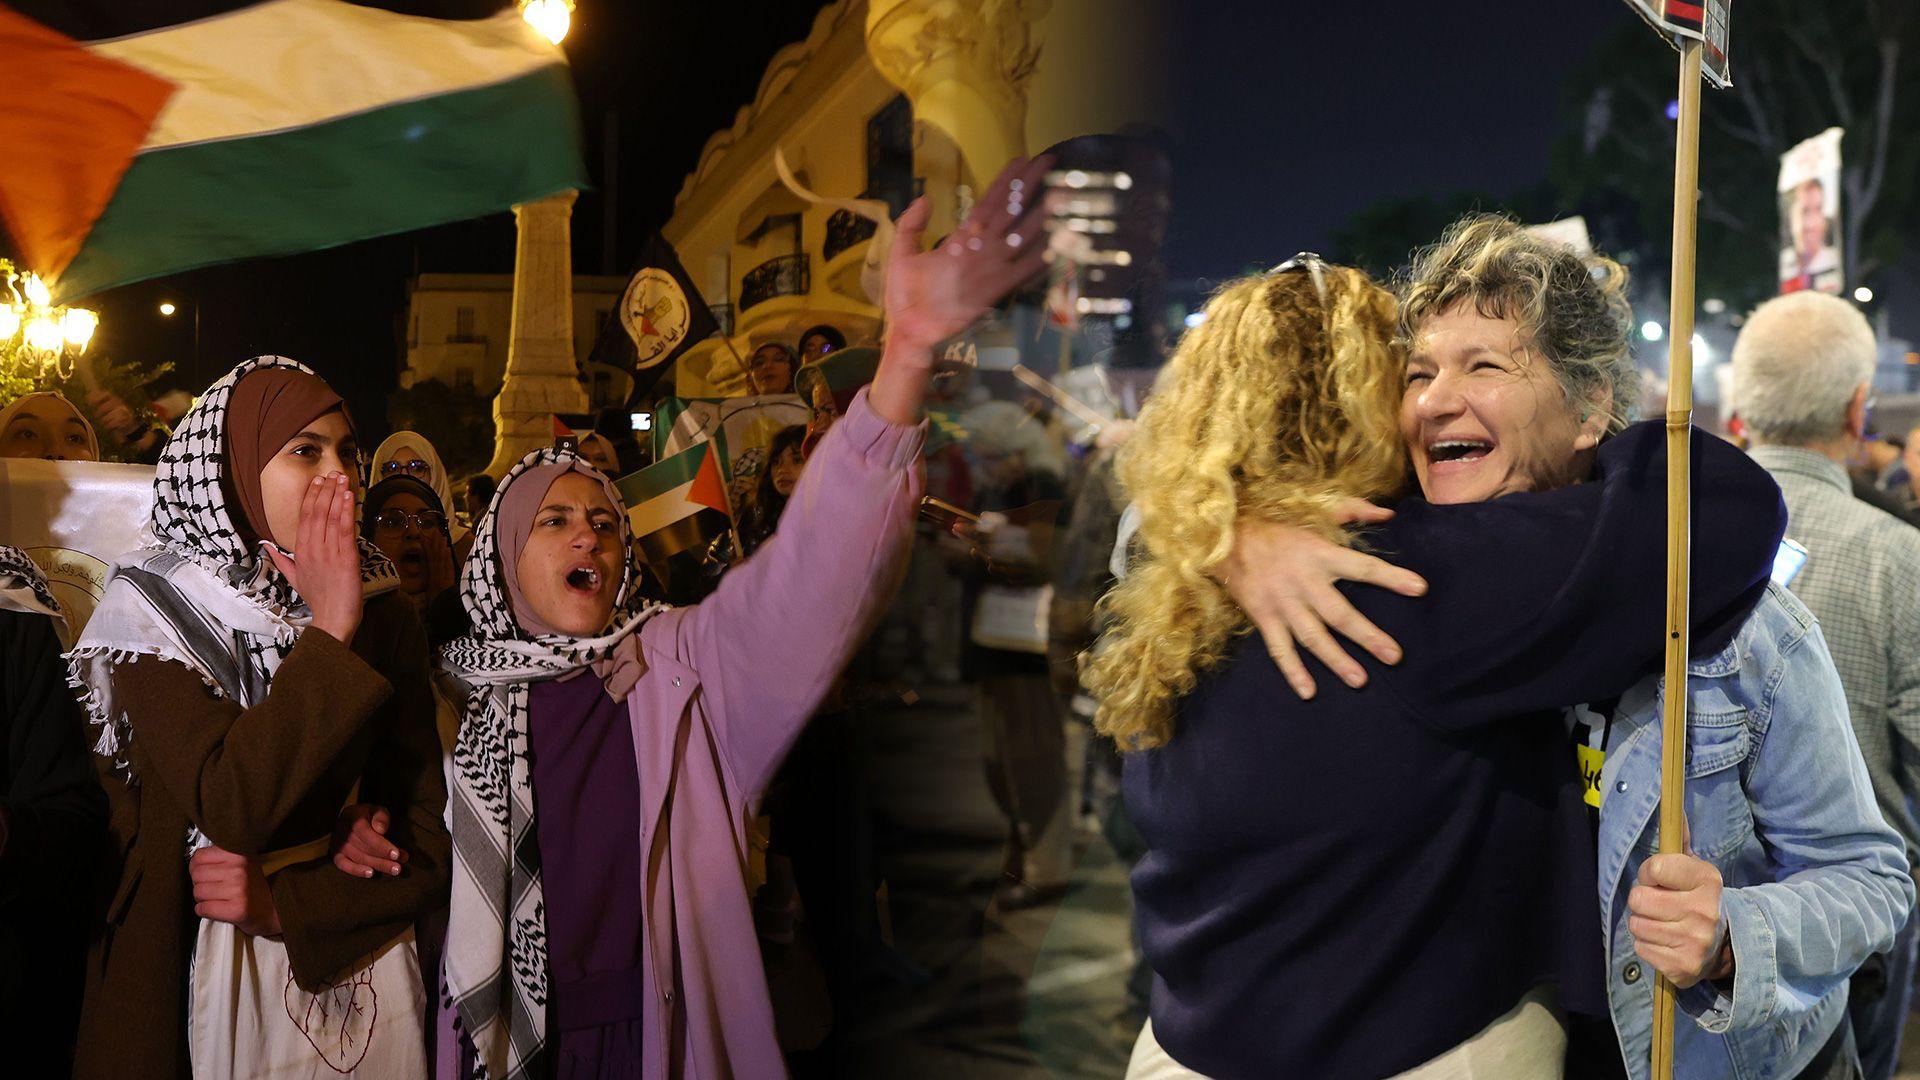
[{"xmin": 663, "ymin": 0, "xmax": 1159, "ymax": 397}]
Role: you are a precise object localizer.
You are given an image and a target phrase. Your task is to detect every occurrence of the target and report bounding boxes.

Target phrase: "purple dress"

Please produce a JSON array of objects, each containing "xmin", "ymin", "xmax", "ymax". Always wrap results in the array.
[{"xmin": 529, "ymin": 673, "xmax": 645, "ymax": 1078}]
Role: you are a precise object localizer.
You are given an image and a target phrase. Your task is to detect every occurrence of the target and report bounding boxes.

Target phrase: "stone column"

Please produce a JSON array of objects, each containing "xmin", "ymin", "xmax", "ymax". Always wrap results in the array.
[
  {"xmin": 864, "ymin": 0, "xmax": 1049, "ymax": 184},
  {"xmin": 487, "ymin": 190, "xmax": 590, "ymax": 477}
]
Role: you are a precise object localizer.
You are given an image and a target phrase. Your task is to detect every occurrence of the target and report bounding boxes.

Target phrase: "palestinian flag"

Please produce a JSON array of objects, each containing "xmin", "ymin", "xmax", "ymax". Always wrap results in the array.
[
  {"xmin": 0, "ymin": 0, "xmax": 586, "ymax": 301},
  {"xmin": 615, "ymin": 440, "xmax": 731, "ymax": 563}
]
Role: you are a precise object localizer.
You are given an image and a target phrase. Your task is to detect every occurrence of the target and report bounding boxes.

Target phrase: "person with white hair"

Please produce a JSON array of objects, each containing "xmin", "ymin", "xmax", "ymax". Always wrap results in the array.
[{"xmin": 1730, "ymin": 289, "xmax": 1920, "ymax": 1080}]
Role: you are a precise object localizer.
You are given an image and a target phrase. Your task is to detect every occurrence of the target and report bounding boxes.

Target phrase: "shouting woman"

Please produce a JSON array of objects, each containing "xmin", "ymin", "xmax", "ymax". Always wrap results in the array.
[{"xmin": 424, "ymin": 156, "xmax": 1053, "ymax": 1079}]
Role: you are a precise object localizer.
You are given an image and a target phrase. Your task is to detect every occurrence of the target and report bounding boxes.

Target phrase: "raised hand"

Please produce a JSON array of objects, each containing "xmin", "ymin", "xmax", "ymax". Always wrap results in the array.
[
  {"xmin": 264, "ymin": 473, "xmax": 364, "ymax": 644},
  {"xmin": 884, "ymin": 155, "xmax": 1054, "ymax": 356},
  {"xmin": 86, "ymin": 389, "xmax": 139, "ymax": 439},
  {"xmin": 190, "ymin": 845, "xmax": 282, "ymax": 938},
  {"xmin": 331, "ymin": 803, "xmax": 408, "ymax": 879}
]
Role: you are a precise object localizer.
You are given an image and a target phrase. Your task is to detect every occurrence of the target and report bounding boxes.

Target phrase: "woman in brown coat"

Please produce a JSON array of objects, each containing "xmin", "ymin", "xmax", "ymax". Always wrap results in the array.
[{"xmin": 67, "ymin": 356, "xmax": 450, "ymax": 1078}]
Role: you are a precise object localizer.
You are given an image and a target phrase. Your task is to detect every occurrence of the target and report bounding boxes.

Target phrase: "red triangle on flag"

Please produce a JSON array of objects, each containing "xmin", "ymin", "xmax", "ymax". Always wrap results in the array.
[
  {"xmin": 687, "ymin": 442, "xmax": 732, "ymax": 518},
  {"xmin": 552, "ymin": 415, "xmax": 575, "ymax": 439},
  {"xmin": 0, "ymin": 7, "xmax": 174, "ymax": 285}
]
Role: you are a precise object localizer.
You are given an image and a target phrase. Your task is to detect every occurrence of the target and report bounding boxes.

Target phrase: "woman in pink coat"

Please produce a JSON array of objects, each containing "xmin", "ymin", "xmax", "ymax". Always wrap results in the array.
[{"xmin": 331, "ymin": 156, "xmax": 1052, "ymax": 1080}]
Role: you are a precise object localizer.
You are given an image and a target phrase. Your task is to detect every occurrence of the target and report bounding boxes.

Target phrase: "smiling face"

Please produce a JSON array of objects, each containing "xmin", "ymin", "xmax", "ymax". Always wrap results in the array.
[
  {"xmin": 513, "ymin": 471, "xmax": 623, "ymax": 636},
  {"xmin": 257, "ymin": 409, "xmax": 362, "ymax": 549},
  {"xmin": 371, "ymin": 490, "xmax": 435, "ymax": 596},
  {"xmin": 1794, "ymin": 181, "xmax": 1828, "ymax": 259},
  {"xmin": 2, "ymin": 395, "xmax": 96, "ymax": 461},
  {"xmin": 1402, "ymin": 304, "xmax": 1605, "ymax": 505}
]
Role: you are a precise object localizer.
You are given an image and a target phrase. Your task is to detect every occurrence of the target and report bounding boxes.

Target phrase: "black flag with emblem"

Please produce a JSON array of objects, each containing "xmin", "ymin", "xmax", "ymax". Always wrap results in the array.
[{"xmin": 590, "ymin": 232, "xmax": 721, "ymax": 403}]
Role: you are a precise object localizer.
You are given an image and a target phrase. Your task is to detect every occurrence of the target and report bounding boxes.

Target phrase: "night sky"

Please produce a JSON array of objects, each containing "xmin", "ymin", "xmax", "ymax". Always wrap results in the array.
[
  {"xmin": 23, "ymin": 1, "xmax": 1683, "ymax": 435},
  {"xmin": 1160, "ymin": 1, "xmax": 1638, "ymax": 281}
]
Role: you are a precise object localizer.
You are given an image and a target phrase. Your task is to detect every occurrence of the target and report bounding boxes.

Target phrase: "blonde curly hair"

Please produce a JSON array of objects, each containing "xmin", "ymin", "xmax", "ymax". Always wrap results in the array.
[{"xmin": 1084, "ymin": 264, "xmax": 1408, "ymax": 750}]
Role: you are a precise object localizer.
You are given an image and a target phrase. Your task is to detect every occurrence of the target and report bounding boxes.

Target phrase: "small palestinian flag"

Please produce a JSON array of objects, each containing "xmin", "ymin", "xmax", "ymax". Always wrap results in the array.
[
  {"xmin": 0, "ymin": 0, "xmax": 587, "ymax": 300},
  {"xmin": 615, "ymin": 440, "xmax": 731, "ymax": 564},
  {"xmin": 794, "ymin": 346, "xmax": 882, "ymax": 415},
  {"xmin": 551, "ymin": 413, "xmax": 595, "ymax": 442}
]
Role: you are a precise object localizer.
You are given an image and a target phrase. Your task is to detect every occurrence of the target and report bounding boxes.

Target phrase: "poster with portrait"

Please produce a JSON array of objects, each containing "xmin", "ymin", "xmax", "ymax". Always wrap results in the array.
[
  {"xmin": 0, "ymin": 458, "xmax": 154, "ymax": 648},
  {"xmin": 1777, "ymin": 127, "xmax": 1844, "ymax": 296}
]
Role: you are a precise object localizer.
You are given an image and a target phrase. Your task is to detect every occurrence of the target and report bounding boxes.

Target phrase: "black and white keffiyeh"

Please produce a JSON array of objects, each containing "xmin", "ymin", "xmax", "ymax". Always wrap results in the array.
[
  {"xmin": 67, "ymin": 355, "xmax": 399, "ymax": 781},
  {"xmin": 0, "ymin": 546, "xmax": 62, "ymax": 620},
  {"xmin": 439, "ymin": 446, "xmax": 665, "ymax": 1080}
]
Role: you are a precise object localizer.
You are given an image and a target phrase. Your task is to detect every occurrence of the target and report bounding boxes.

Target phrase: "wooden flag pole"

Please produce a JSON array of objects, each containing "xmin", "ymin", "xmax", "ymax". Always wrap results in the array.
[{"xmin": 1651, "ymin": 36, "xmax": 1705, "ymax": 1080}]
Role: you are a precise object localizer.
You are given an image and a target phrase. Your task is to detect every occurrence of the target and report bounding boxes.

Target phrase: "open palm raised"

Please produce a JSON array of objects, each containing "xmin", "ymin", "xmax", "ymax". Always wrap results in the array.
[{"xmin": 884, "ymin": 155, "xmax": 1055, "ymax": 354}]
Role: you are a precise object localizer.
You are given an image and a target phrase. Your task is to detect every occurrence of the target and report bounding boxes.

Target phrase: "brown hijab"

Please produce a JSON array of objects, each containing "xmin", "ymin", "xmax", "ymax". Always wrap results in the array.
[{"xmin": 221, "ymin": 367, "xmax": 346, "ymax": 547}]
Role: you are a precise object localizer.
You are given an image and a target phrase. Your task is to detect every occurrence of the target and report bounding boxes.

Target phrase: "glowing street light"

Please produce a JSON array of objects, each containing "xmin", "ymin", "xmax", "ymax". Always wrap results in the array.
[
  {"xmin": 61, "ymin": 308, "xmax": 98, "ymax": 348},
  {"xmin": 159, "ymin": 301, "xmax": 177, "ymax": 316},
  {"xmin": 1, "ymin": 261, "xmax": 99, "ymax": 383},
  {"xmin": 519, "ymin": 0, "xmax": 573, "ymax": 44},
  {"xmin": 1641, "ymin": 320, "xmax": 1664, "ymax": 342},
  {"xmin": 1855, "ymin": 286, "xmax": 1875, "ymax": 304}
]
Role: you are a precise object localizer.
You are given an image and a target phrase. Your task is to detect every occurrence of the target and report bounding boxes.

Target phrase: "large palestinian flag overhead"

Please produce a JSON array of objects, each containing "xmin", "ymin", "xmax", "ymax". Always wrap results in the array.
[{"xmin": 0, "ymin": 0, "xmax": 586, "ymax": 301}]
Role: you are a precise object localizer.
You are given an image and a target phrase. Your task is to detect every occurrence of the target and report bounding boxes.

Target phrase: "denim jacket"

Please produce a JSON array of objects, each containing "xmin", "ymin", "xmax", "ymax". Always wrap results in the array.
[{"xmin": 1592, "ymin": 583, "xmax": 1913, "ymax": 1079}]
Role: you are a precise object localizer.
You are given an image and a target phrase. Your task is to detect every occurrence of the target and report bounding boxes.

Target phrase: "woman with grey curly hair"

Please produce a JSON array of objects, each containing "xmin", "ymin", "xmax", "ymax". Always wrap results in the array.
[
  {"xmin": 1223, "ymin": 214, "xmax": 1637, "ymax": 692},
  {"xmin": 1194, "ymin": 218, "xmax": 1908, "ymax": 1079}
]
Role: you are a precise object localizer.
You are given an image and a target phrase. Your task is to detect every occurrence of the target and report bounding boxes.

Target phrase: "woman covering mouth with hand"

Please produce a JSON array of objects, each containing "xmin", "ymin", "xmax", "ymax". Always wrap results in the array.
[{"xmin": 68, "ymin": 356, "xmax": 450, "ymax": 1080}]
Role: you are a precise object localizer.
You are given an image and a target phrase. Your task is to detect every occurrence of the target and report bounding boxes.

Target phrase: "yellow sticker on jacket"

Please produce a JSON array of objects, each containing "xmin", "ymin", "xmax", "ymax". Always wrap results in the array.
[{"xmin": 1577, "ymin": 743, "xmax": 1606, "ymax": 808}]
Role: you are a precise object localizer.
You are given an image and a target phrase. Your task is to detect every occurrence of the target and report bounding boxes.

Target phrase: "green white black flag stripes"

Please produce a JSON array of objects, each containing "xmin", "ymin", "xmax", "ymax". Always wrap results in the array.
[{"xmin": 0, "ymin": 0, "xmax": 587, "ymax": 300}]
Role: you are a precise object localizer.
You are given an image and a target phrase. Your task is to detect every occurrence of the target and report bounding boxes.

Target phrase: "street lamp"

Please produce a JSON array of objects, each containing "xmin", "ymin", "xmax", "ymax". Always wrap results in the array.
[
  {"xmin": 519, "ymin": 0, "xmax": 573, "ymax": 44},
  {"xmin": 1, "ymin": 260, "xmax": 98, "ymax": 385},
  {"xmin": 159, "ymin": 301, "xmax": 177, "ymax": 316}
]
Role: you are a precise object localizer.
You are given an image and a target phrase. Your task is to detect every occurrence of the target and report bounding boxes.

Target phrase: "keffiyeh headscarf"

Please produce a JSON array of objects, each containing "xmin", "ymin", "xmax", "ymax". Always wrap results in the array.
[
  {"xmin": 68, "ymin": 356, "xmax": 399, "ymax": 780},
  {"xmin": 439, "ymin": 446, "xmax": 665, "ymax": 1080},
  {"xmin": 0, "ymin": 546, "xmax": 61, "ymax": 620}
]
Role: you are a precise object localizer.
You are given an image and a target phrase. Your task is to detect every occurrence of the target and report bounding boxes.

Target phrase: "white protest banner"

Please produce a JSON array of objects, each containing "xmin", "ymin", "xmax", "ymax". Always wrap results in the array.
[
  {"xmin": 1777, "ymin": 127, "xmax": 1845, "ymax": 296},
  {"xmin": 0, "ymin": 458, "xmax": 153, "ymax": 647},
  {"xmin": 1524, "ymin": 216, "xmax": 1595, "ymax": 257}
]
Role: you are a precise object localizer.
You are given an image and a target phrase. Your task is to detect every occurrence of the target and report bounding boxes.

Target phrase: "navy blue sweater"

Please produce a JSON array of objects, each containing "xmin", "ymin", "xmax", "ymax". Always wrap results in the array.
[{"xmin": 1124, "ymin": 424, "xmax": 1784, "ymax": 1079}]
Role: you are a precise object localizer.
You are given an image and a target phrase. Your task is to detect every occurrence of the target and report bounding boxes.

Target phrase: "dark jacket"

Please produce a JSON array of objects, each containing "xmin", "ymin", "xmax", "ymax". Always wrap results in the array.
[
  {"xmin": 0, "ymin": 607, "xmax": 106, "ymax": 1079},
  {"xmin": 1127, "ymin": 425, "xmax": 1786, "ymax": 1080},
  {"xmin": 73, "ymin": 592, "xmax": 450, "ymax": 1080}
]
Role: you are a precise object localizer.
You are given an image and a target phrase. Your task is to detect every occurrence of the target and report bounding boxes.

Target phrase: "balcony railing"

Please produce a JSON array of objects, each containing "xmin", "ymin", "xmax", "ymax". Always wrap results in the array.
[
  {"xmin": 823, "ymin": 209, "xmax": 880, "ymax": 263},
  {"xmin": 739, "ymin": 253, "xmax": 810, "ymax": 312}
]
